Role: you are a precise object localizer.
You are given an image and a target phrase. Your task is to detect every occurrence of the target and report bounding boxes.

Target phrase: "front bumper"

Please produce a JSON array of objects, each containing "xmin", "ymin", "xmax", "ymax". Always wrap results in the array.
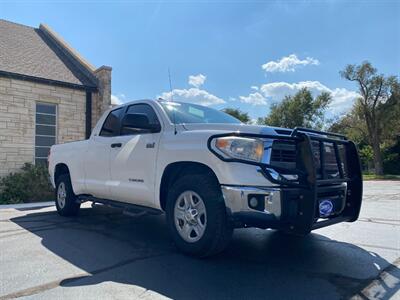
[
  {"xmin": 221, "ymin": 185, "xmax": 281, "ymax": 226},
  {"xmin": 212, "ymin": 127, "xmax": 363, "ymax": 235},
  {"xmin": 222, "ymin": 183, "xmax": 356, "ymax": 234}
]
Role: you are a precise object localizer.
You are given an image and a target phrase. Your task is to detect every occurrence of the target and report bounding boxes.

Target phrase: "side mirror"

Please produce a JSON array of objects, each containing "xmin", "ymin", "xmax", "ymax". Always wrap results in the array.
[{"xmin": 121, "ymin": 113, "xmax": 161, "ymax": 134}]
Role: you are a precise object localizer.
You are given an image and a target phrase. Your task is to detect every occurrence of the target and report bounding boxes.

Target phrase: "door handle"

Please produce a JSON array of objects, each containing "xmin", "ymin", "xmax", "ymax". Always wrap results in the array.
[{"xmin": 111, "ymin": 143, "xmax": 122, "ymax": 148}]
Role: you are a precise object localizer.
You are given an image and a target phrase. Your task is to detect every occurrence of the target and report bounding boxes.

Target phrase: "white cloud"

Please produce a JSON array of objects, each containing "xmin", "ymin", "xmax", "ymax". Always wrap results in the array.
[
  {"xmin": 159, "ymin": 73, "xmax": 225, "ymax": 106},
  {"xmin": 262, "ymin": 54, "xmax": 319, "ymax": 73},
  {"xmin": 188, "ymin": 74, "xmax": 206, "ymax": 88},
  {"xmin": 159, "ymin": 88, "xmax": 225, "ymax": 106},
  {"xmin": 111, "ymin": 94, "xmax": 126, "ymax": 105},
  {"xmin": 251, "ymin": 86, "xmax": 259, "ymax": 91},
  {"xmin": 259, "ymin": 81, "xmax": 359, "ymax": 113},
  {"xmin": 260, "ymin": 81, "xmax": 326, "ymax": 98},
  {"xmin": 239, "ymin": 92, "xmax": 267, "ymax": 105},
  {"xmin": 329, "ymin": 88, "xmax": 360, "ymax": 113}
]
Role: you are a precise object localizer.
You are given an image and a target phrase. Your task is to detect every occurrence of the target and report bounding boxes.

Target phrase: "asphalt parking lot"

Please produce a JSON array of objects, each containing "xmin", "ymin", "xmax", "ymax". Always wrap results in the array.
[{"xmin": 0, "ymin": 180, "xmax": 399, "ymax": 300}]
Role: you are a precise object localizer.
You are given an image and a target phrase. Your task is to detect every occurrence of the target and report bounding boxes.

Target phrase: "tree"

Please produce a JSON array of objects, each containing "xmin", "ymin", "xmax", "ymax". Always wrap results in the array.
[
  {"xmin": 258, "ymin": 88, "xmax": 331, "ymax": 129},
  {"xmin": 328, "ymin": 102, "xmax": 369, "ymax": 144},
  {"xmin": 340, "ymin": 61, "xmax": 399, "ymax": 175},
  {"xmin": 222, "ymin": 108, "xmax": 250, "ymax": 123}
]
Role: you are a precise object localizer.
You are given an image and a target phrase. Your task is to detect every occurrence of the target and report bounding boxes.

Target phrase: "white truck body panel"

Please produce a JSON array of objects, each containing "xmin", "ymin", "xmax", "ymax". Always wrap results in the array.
[
  {"xmin": 49, "ymin": 99, "xmax": 362, "ymax": 248},
  {"xmin": 49, "ymin": 99, "xmax": 274, "ymax": 210}
]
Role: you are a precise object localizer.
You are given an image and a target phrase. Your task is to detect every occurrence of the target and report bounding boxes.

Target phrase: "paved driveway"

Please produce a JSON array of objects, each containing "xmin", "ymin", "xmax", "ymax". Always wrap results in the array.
[{"xmin": 0, "ymin": 180, "xmax": 399, "ymax": 299}]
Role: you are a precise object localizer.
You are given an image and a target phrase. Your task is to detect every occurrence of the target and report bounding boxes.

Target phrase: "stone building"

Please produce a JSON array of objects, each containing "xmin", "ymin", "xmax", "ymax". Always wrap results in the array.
[{"xmin": 0, "ymin": 19, "xmax": 112, "ymax": 177}]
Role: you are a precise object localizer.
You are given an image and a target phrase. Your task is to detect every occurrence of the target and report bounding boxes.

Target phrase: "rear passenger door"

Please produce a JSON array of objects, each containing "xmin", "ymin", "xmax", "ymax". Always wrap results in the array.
[
  {"xmin": 108, "ymin": 103, "xmax": 162, "ymax": 207},
  {"xmin": 84, "ymin": 107, "xmax": 124, "ymax": 199}
]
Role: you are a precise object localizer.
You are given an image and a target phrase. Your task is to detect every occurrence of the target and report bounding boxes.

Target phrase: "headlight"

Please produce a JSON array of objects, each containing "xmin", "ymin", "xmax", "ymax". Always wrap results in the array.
[{"xmin": 212, "ymin": 136, "xmax": 264, "ymax": 162}]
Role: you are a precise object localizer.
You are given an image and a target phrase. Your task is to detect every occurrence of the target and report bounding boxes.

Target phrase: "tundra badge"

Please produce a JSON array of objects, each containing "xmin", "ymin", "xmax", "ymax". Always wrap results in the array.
[{"xmin": 146, "ymin": 142, "xmax": 155, "ymax": 148}]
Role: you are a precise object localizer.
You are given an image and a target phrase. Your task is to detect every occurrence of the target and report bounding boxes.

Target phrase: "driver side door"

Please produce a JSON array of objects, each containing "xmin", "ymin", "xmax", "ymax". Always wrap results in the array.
[{"xmin": 83, "ymin": 107, "xmax": 125, "ymax": 199}]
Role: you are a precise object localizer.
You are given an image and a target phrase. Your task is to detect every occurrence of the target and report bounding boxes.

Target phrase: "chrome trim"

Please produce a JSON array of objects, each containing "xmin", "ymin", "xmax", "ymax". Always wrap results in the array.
[
  {"xmin": 261, "ymin": 139, "xmax": 273, "ymax": 164},
  {"xmin": 263, "ymin": 139, "xmax": 299, "ymax": 182},
  {"xmin": 221, "ymin": 185, "xmax": 281, "ymax": 218}
]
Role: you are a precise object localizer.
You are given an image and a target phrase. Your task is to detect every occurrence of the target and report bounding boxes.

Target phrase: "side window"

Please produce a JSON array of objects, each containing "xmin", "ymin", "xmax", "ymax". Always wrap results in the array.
[
  {"xmin": 126, "ymin": 104, "xmax": 160, "ymax": 125},
  {"xmin": 100, "ymin": 107, "xmax": 124, "ymax": 137},
  {"xmin": 121, "ymin": 104, "xmax": 160, "ymax": 135}
]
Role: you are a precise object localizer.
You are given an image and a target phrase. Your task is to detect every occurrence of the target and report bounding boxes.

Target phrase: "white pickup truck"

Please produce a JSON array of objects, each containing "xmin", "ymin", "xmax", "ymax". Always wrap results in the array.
[{"xmin": 49, "ymin": 99, "xmax": 363, "ymax": 257}]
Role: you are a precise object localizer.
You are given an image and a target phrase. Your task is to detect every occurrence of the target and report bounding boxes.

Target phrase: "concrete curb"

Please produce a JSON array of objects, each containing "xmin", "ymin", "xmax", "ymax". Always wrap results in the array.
[{"xmin": 0, "ymin": 201, "xmax": 54, "ymax": 209}]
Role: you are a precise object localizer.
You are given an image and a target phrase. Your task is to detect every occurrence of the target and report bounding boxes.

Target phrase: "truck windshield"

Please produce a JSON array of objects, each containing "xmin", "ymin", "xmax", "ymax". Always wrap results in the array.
[{"xmin": 160, "ymin": 101, "xmax": 241, "ymax": 124}]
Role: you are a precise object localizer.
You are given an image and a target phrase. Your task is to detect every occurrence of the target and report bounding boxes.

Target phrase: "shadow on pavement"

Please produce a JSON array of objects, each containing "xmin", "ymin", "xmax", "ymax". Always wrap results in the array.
[{"xmin": 10, "ymin": 206, "xmax": 400, "ymax": 299}]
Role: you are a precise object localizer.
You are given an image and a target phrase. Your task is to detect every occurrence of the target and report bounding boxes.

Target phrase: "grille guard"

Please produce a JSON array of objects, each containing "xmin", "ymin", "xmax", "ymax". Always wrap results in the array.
[{"xmin": 207, "ymin": 127, "xmax": 363, "ymax": 233}]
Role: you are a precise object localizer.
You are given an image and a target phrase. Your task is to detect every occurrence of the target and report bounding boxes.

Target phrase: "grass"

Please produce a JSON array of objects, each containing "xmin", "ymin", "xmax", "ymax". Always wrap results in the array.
[{"xmin": 363, "ymin": 174, "xmax": 400, "ymax": 180}]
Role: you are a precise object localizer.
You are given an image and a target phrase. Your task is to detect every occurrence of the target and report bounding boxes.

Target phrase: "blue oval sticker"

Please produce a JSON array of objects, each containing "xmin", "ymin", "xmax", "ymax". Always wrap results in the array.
[{"xmin": 319, "ymin": 199, "xmax": 334, "ymax": 217}]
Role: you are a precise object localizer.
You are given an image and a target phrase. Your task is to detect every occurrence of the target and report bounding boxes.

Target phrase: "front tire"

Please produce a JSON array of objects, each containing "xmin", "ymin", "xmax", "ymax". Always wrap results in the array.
[
  {"xmin": 55, "ymin": 174, "xmax": 80, "ymax": 216},
  {"xmin": 166, "ymin": 173, "xmax": 232, "ymax": 257}
]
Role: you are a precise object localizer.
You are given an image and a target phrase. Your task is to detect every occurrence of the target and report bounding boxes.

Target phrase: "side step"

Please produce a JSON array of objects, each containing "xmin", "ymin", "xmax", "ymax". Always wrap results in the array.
[{"xmin": 77, "ymin": 195, "xmax": 163, "ymax": 216}]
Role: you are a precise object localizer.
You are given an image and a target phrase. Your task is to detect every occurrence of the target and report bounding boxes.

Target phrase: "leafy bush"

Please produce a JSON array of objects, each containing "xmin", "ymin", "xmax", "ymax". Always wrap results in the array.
[
  {"xmin": 359, "ymin": 145, "xmax": 374, "ymax": 172},
  {"xmin": 0, "ymin": 163, "xmax": 54, "ymax": 204}
]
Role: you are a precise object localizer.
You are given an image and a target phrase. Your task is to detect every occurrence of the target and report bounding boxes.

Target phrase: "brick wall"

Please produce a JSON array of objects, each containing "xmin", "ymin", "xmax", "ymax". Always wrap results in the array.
[
  {"xmin": 0, "ymin": 77, "xmax": 87, "ymax": 177},
  {"xmin": 93, "ymin": 66, "xmax": 112, "ymax": 128}
]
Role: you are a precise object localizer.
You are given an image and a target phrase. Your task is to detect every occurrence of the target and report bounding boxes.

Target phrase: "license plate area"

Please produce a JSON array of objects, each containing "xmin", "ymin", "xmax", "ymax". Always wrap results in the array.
[{"xmin": 316, "ymin": 185, "xmax": 347, "ymax": 218}]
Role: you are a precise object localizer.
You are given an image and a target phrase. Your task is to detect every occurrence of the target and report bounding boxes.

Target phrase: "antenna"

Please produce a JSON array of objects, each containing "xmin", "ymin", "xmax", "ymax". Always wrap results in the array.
[
  {"xmin": 168, "ymin": 68, "xmax": 177, "ymax": 135},
  {"xmin": 168, "ymin": 68, "xmax": 173, "ymax": 101}
]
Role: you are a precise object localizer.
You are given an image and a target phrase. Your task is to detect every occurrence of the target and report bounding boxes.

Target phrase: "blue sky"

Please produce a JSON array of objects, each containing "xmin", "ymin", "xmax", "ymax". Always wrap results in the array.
[{"xmin": 1, "ymin": 1, "xmax": 399, "ymax": 120}]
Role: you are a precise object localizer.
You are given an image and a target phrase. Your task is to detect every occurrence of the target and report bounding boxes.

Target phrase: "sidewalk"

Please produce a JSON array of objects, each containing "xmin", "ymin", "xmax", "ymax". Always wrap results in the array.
[{"xmin": 0, "ymin": 201, "xmax": 54, "ymax": 209}]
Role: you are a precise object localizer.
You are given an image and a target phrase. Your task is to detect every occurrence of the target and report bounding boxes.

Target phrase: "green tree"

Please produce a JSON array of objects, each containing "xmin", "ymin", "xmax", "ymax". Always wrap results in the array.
[
  {"xmin": 383, "ymin": 137, "xmax": 400, "ymax": 175},
  {"xmin": 328, "ymin": 102, "xmax": 369, "ymax": 144},
  {"xmin": 340, "ymin": 61, "xmax": 400, "ymax": 175},
  {"xmin": 222, "ymin": 108, "xmax": 250, "ymax": 123},
  {"xmin": 359, "ymin": 145, "xmax": 374, "ymax": 172},
  {"xmin": 258, "ymin": 88, "xmax": 331, "ymax": 129}
]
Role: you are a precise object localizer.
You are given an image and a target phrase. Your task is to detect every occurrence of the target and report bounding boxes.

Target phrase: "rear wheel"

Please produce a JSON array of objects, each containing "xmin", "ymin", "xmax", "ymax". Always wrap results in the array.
[
  {"xmin": 55, "ymin": 174, "xmax": 80, "ymax": 216},
  {"xmin": 166, "ymin": 173, "xmax": 232, "ymax": 257}
]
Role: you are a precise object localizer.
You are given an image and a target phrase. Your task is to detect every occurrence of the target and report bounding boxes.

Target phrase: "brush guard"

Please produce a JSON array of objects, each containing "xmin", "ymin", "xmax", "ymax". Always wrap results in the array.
[{"xmin": 208, "ymin": 127, "xmax": 363, "ymax": 234}]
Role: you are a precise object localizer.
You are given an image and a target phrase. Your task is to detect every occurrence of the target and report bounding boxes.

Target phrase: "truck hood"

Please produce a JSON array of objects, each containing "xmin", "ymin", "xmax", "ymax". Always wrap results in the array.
[{"xmin": 179, "ymin": 123, "xmax": 292, "ymax": 136}]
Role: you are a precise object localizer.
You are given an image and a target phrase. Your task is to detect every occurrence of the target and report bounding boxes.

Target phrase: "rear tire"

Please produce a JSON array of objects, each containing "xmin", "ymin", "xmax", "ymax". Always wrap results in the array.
[
  {"xmin": 55, "ymin": 174, "xmax": 80, "ymax": 216},
  {"xmin": 166, "ymin": 173, "xmax": 232, "ymax": 257}
]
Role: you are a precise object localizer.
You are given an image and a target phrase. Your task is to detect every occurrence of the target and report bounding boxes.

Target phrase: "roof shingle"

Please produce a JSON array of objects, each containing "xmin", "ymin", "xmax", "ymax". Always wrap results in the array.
[{"xmin": 0, "ymin": 19, "xmax": 97, "ymax": 88}]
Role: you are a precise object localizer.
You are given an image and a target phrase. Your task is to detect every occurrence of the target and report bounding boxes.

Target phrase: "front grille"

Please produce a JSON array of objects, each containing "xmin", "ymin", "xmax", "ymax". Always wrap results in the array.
[
  {"xmin": 337, "ymin": 144, "xmax": 348, "ymax": 178},
  {"xmin": 323, "ymin": 143, "xmax": 340, "ymax": 179},
  {"xmin": 269, "ymin": 138, "xmax": 347, "ymax": 180},
  {"xmin": 270, "ymin": 140, "xmax": 296, "ymax": 169}
]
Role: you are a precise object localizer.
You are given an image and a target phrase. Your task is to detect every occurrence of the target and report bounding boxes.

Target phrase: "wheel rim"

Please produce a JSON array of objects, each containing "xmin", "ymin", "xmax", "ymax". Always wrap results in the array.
[
  {"xmin": 57, "ymin": 182, "xmax": 66, "ymax": 209},
  {"xmin": 174, "ymin": 190, "xmax": 207, "ymax": 243}
]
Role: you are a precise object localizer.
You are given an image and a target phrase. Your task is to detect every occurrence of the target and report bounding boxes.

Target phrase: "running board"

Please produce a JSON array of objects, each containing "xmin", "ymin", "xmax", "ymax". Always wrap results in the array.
[{"xmin": 77, "ymin": 195, "xmax": 163, "ymax": 216}]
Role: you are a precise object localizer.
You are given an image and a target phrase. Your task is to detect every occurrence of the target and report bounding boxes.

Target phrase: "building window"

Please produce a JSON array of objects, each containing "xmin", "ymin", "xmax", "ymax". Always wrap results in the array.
[{"xmin": 35, "ymin": 103, "xmax": 57, "ymax": 165}]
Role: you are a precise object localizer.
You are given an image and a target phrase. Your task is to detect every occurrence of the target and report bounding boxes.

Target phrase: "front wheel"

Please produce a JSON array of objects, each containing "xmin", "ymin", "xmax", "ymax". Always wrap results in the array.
[
  {"xmin": 166, "ymin": 173, "xmax": 232, "ymax": 257},
  {"xmin": 55, "ymin": 174, "xmax": 80, "ymax": 216}
]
